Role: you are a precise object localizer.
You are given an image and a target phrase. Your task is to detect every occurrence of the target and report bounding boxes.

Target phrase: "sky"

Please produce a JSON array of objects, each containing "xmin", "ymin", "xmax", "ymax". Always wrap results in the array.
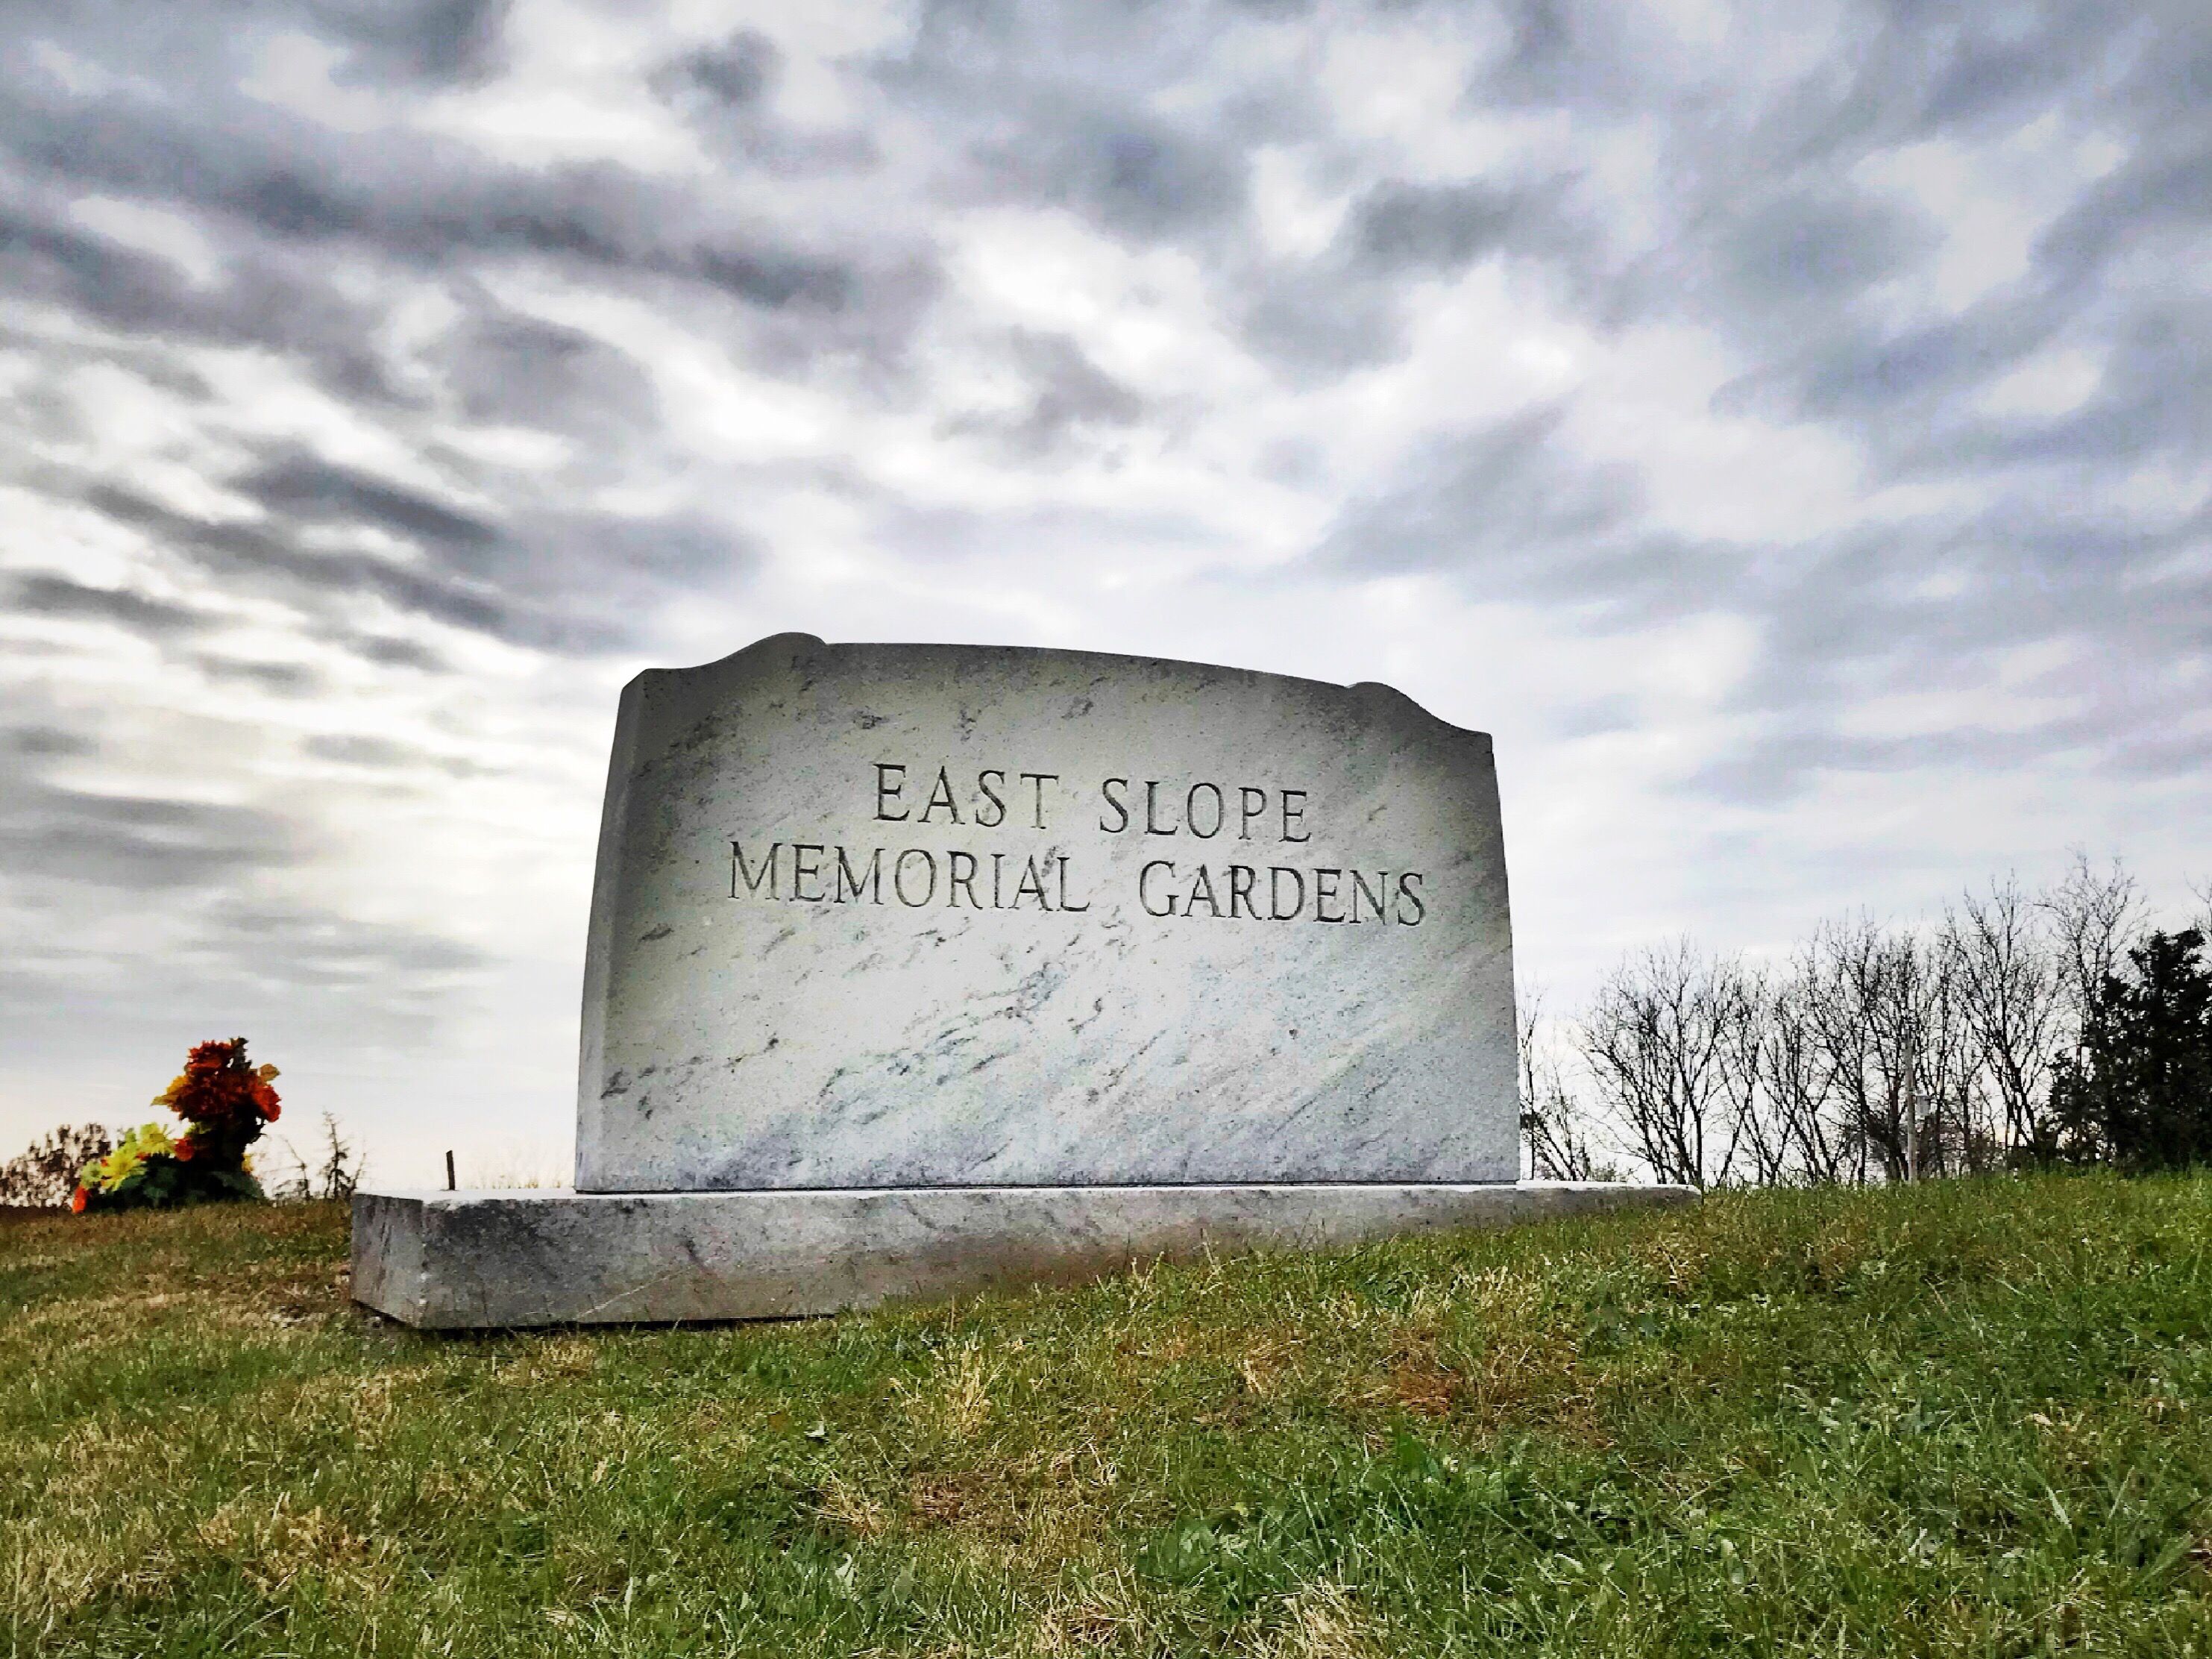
[{"xmin": 2, "ymin": 0, "xmax": 2208, "ymax": 1188}]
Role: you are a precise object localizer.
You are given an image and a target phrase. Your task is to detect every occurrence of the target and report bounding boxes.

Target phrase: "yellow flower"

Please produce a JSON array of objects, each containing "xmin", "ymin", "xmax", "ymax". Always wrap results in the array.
[{"xmin": 90, "ymin": 1122, "xmax": 176, "ymax": 1190}]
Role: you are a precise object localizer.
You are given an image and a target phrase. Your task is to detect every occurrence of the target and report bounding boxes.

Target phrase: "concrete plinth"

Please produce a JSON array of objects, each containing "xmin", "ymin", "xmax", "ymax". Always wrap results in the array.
[{"xmin": 351, "ymin": 1182, "xmax": 1695, "ymax": 1329}]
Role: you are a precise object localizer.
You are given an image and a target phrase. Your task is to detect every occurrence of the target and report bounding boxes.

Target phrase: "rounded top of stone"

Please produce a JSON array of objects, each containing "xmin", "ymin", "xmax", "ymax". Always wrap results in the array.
[{"xmin": 635, "ymin": 633, "xmax": 1488, "ymax": 742}]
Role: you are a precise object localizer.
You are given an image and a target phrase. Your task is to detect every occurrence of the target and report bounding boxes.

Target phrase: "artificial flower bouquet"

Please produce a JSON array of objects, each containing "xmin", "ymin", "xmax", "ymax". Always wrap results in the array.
[{"xmin": 73, "ymin": 1037, "xmax": 280, "ymax": 1213}]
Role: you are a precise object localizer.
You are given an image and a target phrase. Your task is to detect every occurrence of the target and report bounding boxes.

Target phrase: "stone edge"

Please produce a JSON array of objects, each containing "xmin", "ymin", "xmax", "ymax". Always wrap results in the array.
[{"xmin": 351, "ymin": 1183, "xmax": 1696, "ymax": 1330}]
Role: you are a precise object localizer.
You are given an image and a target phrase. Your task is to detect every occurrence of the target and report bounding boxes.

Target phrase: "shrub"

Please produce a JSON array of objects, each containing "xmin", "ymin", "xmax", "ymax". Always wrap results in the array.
[
  {"xmin": 0, "ymin": 1124, "xmax": 113, "ymax": 1208},
  {"xmin": 74, "ymin": 1038, "xmax": 282, "ymax": 1214}
]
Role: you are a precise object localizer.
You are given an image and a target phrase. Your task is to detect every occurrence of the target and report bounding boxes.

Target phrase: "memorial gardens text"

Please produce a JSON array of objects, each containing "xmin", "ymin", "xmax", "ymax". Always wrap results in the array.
[{"xmin": 729, "ymin": 762, "xmax": 1428, "ymax": 924}]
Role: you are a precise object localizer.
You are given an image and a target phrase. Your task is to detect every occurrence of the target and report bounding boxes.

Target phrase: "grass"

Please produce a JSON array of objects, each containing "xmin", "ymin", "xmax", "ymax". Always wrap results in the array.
[{"xmin": 4, "ymin": 1175, "xmax": 2212, "ymax": 1656}]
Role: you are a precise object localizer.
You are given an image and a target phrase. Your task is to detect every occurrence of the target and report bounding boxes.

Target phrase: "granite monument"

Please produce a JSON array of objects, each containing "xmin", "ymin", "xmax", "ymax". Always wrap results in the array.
[{"xmin": 354, "ymin": 635, "xmax": 1689, "ymax": 1327}]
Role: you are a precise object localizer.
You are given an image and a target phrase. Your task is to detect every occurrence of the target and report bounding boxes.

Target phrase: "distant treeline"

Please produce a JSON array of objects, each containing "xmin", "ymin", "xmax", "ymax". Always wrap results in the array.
[{"xmin": 1524, "ymin": 855, "xmax": 2212, "ymax": 1188}]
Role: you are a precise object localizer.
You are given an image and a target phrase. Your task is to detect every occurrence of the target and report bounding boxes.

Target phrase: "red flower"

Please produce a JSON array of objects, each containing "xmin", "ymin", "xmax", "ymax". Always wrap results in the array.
[
  {"xmin": 149, "ymin": 1037, "xmax": 281, "ymax": 1175},
  {"xmin": 70, "ymin": 1186, "xmax": 87, "ymax": 1214},
  {"xmin": 174, "ymin": 1135, "xmax": 197, "ymax": 1163}
]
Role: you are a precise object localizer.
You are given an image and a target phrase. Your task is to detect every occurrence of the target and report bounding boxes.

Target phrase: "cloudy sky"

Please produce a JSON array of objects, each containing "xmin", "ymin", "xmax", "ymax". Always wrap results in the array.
[{"xmin": 4, "ymin": 0, "xmax": 2207, "ymax": 1185}]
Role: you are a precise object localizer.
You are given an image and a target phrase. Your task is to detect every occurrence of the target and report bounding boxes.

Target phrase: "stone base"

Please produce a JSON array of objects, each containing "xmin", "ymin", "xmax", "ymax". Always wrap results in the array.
[{"xmin": 351, "ymin": 1182, "xmax": 1697, "ymax": 1329}]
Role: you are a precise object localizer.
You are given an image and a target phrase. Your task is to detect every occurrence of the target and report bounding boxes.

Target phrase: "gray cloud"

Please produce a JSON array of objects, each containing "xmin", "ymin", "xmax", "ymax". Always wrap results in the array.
[
  {"xmin": 301, "ymin": 733, "xmax": 488, "ymax": 777},
  {"xmin": 304, "ymin": 733, "xmax": 415, "ymax": 766},
  {"xmin": 435, "ymin": 301, "xmax": 658, "ymax": 436},
  {"xmin": 1285, "ymin": 0, "xmax": 2212, "ymax": 803},
  {"xmin": 301, "ymin": 0, "xmax": 514, "ymax": 87},
  {"xmin": 196, "ymin": 656, "xmax": 324, "ymax": 697},
  {"xmin": 0, "ymin": 895, "xmax": 491, "ymax": 1046},
  {"xmin": 871, "ymin": 492, "xmax": 1226, "ymax": 567},
  {"xmin": 652, "ymin": 28, "xmax": 882, "ymax": 178},
  {"xmin": 946, "ymin": 327, "xmax": 1146, "ymax": 458},
  {"xmin": 872, "ymin": 0, "xmax": 1316, "ymax": 248},
  {"xmin": 1687, "ymin": 500, "xmax": 2212, "ymax": 803},
  {"xmin": 31, "ymin": 122, "xmax": 870, "ymax": 325},
  {"xmin": 975, "ymin": 107, "xmax": 1251, "ymax": 242},
  {"xmin": 1480, "ymin": 0, "xmax": 1661, "ymax": 114},
  {"xmin": 1715, "ymin": 188, "xmax": 1933, "ymax": 312},
  {"xmin": 4, "ymin": 724, "xmax": 96, "ymax": 758},
  {"xmin": 11, "ymin": 573, "xmax": 212, "ymax": 637},
  {"xmin": 335, "ymin": 632, "xmax": 449, "ymax": 673},
  {"xmin": 1552, "ymin": 694, "xmax": 1638, "ymax": 740},
  {"xmin": 658, "ymin": 28, "xmax": 781, "ymax": 110},
  {"xmin": 0, "ymin": 13, "xmax": 938, "ymax": 440},
  {"xmin": 1315, "ymin": 405, "xmax": 1737, "ymax": 621},
  {"xmin": 0, "ymin": 190, "xmax": 411, "ymax": 404},
  {"xmin": 1237, "ymin": 168, "xmax": 1589, "ymax": 375},
  {"xmin": 71, "ymin": 457, "xmax": 754, "ymax": 658},
  {"xmin": 1012, "ymin": 328, "xmax": 1143, "ymax": 436},
  {"xmin": 242, "ymin": 452, "xmax": 495, "ymax": 551},
  {"xmin": 1897, "ymin": 296, "xmax": 2212, "ymax": 471},
  {"xmin": 1238, "ymin": 266, "xmax": 1408, "ymax": 377},
  {"xmin": 204, "ymin": 901, "xmax": 486, "ymax": 992},
  {"xmin": 0, "ymin": 777, "xmax": 296, "ymax": 891},
  {"xmin": 1350, "ymin": 179, "xmax": 1525, "ymax": 275},
  {"xmin": 82, "ymin": 482, "xmax": 548, "ymax": 647}
]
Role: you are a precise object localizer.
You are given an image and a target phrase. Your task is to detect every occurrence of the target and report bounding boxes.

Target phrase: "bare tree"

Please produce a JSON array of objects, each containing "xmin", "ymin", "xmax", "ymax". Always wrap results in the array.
[
  {"xmin": 1765, "ymin": 952, "xmax": 1850, "ymax": 1183},
  {"xmin": 1518, "ymin": 985, "xmax": 1603, "ymax": 1180},
  {"xmin": 1798, "ymin": 918, "xmax": 1888, "ymax": 1182},
  {"xmin": 0, "ymin": 1125, "xmax": 113, "ymax": 1208},
  {"xmin": 1911, "ymin": 935, "xmax": 1982, "ymax": 1176},
  {"xmin": 1945, "ymin": 876, "xmax": 2064, "ymax": 1164},
  {"xmin": 1719, "ymin": 966, "xmax": 1794, "ymax": 1186},
  {"xmin": 1581, "ymin": 941, "xmax": 1743, "ymax": 1188},
  {"xmin": 1548, "ymin": 851, "xmax": 2181, "ymax": 1191},
  {"xmin": 1794, "ymin": 917, "xmax": 1965, "ymax": 1183},
  {"xmin": 1861, "ymin": 926, "xmax": 1942, "ymax": 1181},
  {"xmin": 260, "ymin": 1137, "xmax": 312, "ymax": 1202},
  {"xmin": 263, "ymin": 1112, "xmax": 366, "ymax": 1201},
  {"xmin": 2043, "ymin": 853, "xmax": 2143, "ymax": 1050},
  {"xmin": 312, "ymin": 1113, "xmax": 365, "ymax": 1200}
]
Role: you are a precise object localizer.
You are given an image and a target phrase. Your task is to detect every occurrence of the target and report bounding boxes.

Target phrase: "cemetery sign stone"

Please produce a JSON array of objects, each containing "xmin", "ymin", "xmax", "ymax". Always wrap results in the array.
[{"xmin": 354, "ymin": 636, "xmax": 1688, "ymax": 1327}]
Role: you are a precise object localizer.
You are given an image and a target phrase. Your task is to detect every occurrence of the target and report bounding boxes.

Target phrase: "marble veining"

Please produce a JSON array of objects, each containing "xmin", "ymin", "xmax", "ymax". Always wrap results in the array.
[{"xmin": 575, "ymin": 634, "xmax": 1518, "ymax": 1192}]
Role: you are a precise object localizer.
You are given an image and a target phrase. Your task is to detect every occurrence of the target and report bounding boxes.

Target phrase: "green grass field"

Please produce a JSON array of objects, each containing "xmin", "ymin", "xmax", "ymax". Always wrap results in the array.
[{"xmin": 6, "ymin": 1173, "xmax": 2212, "ymax": 1656}]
